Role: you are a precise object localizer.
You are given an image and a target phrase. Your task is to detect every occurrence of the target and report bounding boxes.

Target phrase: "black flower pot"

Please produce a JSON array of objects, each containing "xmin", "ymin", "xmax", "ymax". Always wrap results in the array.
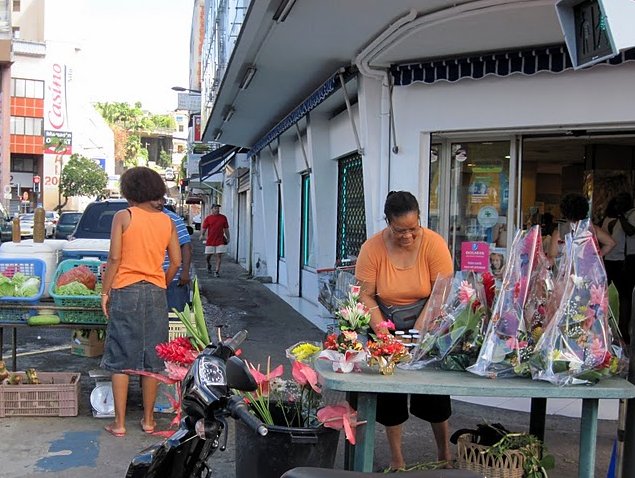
[{"xmin": 235, "ymin": 419, "xmax": 340, "ymax": 478}]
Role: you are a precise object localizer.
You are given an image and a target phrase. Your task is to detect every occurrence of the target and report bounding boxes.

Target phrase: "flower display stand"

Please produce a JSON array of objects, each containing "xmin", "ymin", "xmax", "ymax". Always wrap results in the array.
[{"xmin": 235, "ymin": 419, "xmax": 340, "ymax": 478}]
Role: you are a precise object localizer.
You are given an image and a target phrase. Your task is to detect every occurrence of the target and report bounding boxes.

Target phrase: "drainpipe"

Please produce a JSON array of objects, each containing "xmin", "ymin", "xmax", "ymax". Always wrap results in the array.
[{"xmin": 355, "ymin": 10, "xmax": 418, "ymax": 231}]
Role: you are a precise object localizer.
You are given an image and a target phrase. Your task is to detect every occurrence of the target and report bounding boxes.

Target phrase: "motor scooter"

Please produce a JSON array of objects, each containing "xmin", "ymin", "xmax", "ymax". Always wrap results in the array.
[{"xmin": 126, "ymin": 330, "xmax": 481, "ymax": 478}]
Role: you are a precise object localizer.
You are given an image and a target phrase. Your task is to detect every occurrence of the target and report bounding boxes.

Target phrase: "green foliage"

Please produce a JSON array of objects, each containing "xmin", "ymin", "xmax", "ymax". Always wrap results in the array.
[
  {"xmin": 159, "ymin": 150, "xmax": 172, "ymax": 168},
  {"xmin": 486, "ymin": 433, "xmax": 554, "ymax": 478},
  {"xmin": 150, "ymin": 114, "xmax": 176, "ymax": 130},
  {"xmin": 58, "ymin": 154, "xmax": 108, "ymax": 210}
]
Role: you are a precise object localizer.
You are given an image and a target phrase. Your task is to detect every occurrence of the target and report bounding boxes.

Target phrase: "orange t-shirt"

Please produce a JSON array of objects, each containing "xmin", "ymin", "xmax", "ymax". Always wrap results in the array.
[
  {"xmin": 355, "ymin": 228, "xmax": 453, "ymax": 306},
  {"xmin": 112, "ymin": 207, "xmax": 173, "ymax": 290}
]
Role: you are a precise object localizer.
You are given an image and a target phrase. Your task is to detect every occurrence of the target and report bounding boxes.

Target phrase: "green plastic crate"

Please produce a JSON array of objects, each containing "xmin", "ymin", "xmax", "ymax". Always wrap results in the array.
[{"xmin": 49, "ymin": 259, "xmax": 106, "ymax": 324}]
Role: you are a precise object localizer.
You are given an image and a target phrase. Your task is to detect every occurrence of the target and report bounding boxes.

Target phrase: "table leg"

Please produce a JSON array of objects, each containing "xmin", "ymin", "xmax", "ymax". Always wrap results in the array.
[
  {"xmin": 579, "ymin": 398, "xmax": 598, "ymax": 478},
  {"xmin": 529, "ymin": 397, "xmax": 547, "ymax": 441},
  {"xmin": 344, "ymin": 391, "xmax": 358, "ymax": 470},
  {"xmin": 11, "ymin": 327, "xmax": 16, "ymax": 371},
  {"xmin": 353, "ymin": 392, "xmax": 377, "ymax": 472}
]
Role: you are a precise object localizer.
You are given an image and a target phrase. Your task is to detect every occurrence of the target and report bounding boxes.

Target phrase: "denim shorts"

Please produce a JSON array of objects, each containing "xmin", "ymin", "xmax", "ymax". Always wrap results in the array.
[
  {"xmin": 167, "ymin": 280, "xmax": 190, "ymax": 313},
  {"xmin": 101, "ymin": 281, "xmax": 168, "ymax": 373}
]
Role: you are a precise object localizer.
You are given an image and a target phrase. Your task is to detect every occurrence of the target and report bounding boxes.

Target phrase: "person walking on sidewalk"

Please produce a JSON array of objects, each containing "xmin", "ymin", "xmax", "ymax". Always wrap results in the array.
[
  {"xmin": 201, "ymin": 203, "xmax": 229, "ymax": 277},
  {"xmin": 99, "ymin": 167, "xmax": 181, "ymax": 438}
]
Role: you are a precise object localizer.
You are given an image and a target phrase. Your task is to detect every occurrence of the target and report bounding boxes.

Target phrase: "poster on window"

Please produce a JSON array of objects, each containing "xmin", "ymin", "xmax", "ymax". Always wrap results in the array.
[{"xmin": 468, "ymin": 167, "xmax": 501, "ymax": 216}]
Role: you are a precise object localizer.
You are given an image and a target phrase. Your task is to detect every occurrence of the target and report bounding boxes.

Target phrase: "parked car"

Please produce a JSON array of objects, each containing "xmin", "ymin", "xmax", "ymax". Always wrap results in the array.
[
  {"xmin": 54, "ymin": 211, "xmax": 83, "ymax": 239},
  {"xmin": 164, "ymin": 167, "xmax": 176, "ymax": 181},
  {"xmin": 63, "ymin": 199, "xmax": 128, "ymax": 260},
  {"xmin": 0, "ymin": 202, "xmax": 12, "ymax": 241},
  {"xmin": 19, "ymin": 212, "xmax": 56, "ymax": 238},
  {"xmin": 45, "ymin": 211, "xmax": 59, "ymax": 237}
]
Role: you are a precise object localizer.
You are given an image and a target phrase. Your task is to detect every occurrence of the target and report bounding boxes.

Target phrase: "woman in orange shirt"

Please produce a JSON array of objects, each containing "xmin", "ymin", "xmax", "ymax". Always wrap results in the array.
[
  {"xmin": 356, "ymin": 191, "xmax": 453, "ymax": 470},
  {"xmin": 100, "ymin": 167, "xmax": 181, "ymax": 437}
]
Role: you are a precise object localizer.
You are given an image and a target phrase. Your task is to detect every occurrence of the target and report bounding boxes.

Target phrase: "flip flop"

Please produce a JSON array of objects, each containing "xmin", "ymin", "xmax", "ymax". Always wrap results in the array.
[
  {"xmin": 140, "ymin": 418, "xmax": 155, "ymax": 434},
  {"xmin": 104, "ymin": 424, "xmax": 126, "ymax": 437}
]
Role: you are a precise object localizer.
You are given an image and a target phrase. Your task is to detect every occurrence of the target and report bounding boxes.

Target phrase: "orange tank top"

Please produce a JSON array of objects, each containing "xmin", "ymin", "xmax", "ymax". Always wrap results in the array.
[{"xmin": 112, "ymin": 207, "xmax": 172, "ymax": 290}]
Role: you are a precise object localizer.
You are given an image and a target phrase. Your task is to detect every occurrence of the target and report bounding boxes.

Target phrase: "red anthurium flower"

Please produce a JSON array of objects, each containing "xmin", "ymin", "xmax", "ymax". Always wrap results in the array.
[{"xmin": 292, "ymin": 360, "xmax": 321, "ymax": 393}]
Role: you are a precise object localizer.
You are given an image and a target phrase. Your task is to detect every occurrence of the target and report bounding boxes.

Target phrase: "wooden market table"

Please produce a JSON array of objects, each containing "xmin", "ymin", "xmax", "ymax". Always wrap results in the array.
[
  {"xmin": 315, "ymin": 360, "xmax": 635, "ymax": 478},
  {"xmin": 0, "ymin": 303, "xmax": 106, "ymax": 372}
]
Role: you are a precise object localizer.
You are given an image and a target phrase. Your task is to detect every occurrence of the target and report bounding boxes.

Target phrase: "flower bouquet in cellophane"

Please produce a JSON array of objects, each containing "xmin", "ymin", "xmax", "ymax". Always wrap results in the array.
[
  {"xmin": 319, "ymin": 330, "xmax": 367, "ymax": 373},
  {"xmin": 334, "ymin": 284, "xmax": 371, "ymax": 335},
  {"xmin": 468, "ymin": 225, "xmax": 553, "ymax": 378},
  {"xmin": 403, "ymin": 271, "xmax": 493, "ymax": 371},
  {"xmin": 367, "ymin": 321, "xmax": 411, "ymax": 375},
  {"xmin": 531, "ymin": 220, "xmax": 627, "ymax": 385}
]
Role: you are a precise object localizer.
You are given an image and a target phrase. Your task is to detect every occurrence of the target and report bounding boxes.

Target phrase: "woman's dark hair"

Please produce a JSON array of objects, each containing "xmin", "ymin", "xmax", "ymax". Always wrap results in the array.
[
  {"xmin": 614, "ymin": 192, "xmax": 633, "ymax": 215},
  {"xmin": 384, "ymin": 191, "xmax": 420, "ymax": 222},
  {"xmin": 560, "ymin": 193, "xmax": 589, "ymax": 222},
  {"xmin": 541, "ymin": 212, "xmax": 555, "ymax": 236},
  {"xmin": 120, "ymin": 167, "xmax": 166, "ymax": 203}
]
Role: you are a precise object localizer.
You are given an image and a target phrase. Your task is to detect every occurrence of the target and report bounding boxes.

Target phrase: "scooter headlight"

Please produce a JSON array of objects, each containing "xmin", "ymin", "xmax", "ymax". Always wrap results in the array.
[{"xmin": 198, "ymin": 356, "xmax": 226, "ymax": 387}]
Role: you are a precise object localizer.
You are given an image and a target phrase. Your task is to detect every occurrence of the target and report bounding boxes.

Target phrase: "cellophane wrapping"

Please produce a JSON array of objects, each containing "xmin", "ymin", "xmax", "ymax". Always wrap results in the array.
[
  {"xmin": 531, "ymin": 219, "xmax": 626, "ymax": 385},
  {"xmin": 402, "ymin": 271, "xmax": 489, "ymax": 371},
  {"xmin": 468, "ymin": 226, "xmax": 553, "ymax": 378}
]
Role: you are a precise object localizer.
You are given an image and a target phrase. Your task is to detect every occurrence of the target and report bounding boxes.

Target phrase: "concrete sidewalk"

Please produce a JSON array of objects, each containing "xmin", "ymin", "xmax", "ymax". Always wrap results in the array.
[{"xmin": 0, "ymin": 231, "xmax": 621, "ymax": 477}]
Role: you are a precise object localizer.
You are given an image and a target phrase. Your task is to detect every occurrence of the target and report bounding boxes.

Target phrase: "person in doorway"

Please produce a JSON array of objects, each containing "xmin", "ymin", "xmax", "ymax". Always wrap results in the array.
[
  {"xmin": 201, "ymin": 203, "xmax": 229, "ymax": 277},
  {"xmin": 601, "ymin": 192, "xmax": 635, "ymax": 343},
  {"xmin": 158, "ymin": 200, "xmax": 192, "ymax": 312},
  {"xmin": 99, "ymin": 167, "xmax": 181, "ymax": 437},
  {"xmin": 548, "ymin": 192, "xmax": 616, "ymax": 266},
  {"xmin": 489, "ymin": 252, "xmax": 505, "ymax": 279},
  {"xmin": 355, "ymin": 191, "xmax": 453, "ymax": 471}
]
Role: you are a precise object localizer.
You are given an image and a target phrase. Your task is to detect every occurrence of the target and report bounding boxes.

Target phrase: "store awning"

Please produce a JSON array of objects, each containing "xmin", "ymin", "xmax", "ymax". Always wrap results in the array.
[{"xmin": 198, "ymin": 145, "xmax": 238, "ymax": 180}]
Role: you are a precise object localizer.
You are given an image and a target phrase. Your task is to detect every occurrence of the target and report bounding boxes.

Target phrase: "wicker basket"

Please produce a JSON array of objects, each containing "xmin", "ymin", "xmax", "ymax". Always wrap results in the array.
[
  {"xmin": 49, "ymin": 259, "xmax": 105, "ymax": 324},
  {"xmin": 0, "ymin": 372, "xmax": 80, "ymax": 417},
  {"xmin": 456, "ymin": 433, "xmax": 539, "ymax": 478},
  {"xmin": 0, "ymin": 258, "xmax": 47, "ymax": 323}
]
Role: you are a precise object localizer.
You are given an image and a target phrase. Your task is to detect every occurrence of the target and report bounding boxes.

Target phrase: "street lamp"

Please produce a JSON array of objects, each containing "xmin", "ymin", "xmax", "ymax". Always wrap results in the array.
[{"xmin": 171, "ymin": 86, "xmax": 201, "ymax": 94}]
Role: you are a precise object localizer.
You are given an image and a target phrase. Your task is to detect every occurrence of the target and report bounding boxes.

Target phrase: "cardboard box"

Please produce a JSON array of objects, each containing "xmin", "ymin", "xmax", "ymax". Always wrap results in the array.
[{"xmin": 70, "ymin": 329, "xmax": 105, "ymax": 357}]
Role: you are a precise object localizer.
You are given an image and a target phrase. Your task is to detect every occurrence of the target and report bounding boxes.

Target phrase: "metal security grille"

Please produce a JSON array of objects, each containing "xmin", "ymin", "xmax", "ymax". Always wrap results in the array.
[{"xmin": 336, "ymin": 154, "xmax": 366, "ymax": 263}]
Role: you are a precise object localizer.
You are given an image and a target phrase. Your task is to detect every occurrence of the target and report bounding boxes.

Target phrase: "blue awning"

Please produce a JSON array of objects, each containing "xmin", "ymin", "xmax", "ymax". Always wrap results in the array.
[{"xmin": 199, "ymin": 145, "xmax": 238, "ymax": 180}]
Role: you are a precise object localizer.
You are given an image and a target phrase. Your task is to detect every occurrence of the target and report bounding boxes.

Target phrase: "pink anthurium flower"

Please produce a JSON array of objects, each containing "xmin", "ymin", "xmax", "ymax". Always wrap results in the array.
[
  {"xmin": 292, "ymin": 360, "xmax": 321, "ymax": 393},
  {"xmin": 247, "ymin": 363, "xmax": 284, "ymax": 396},
  {"xmin": 317, "ymin": 402, "xmax": 363, "ymax": 445}
]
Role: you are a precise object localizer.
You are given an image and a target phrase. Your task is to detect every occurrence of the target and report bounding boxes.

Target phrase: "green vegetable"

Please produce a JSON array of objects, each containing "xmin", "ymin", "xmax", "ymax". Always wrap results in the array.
[
  {"xmin": 172, "ymin": 279, "xmax": 209, "ymax": 350},
  {"xmin": 0, "ymin": 272, "xmax": 41, "ymax": 297},
  {"xmin": 28, "ymin": 314, "xmax": 61, "ymax": 326},
  {"xmin": 55, "ymin": 281, "xmax": 97, "ymax": 296}
]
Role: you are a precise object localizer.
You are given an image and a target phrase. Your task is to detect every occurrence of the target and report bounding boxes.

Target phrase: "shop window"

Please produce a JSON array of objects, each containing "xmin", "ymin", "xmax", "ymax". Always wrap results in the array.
[
  {"xmin": 428, "ymin": 145, "xmax": 441, "ymax": 232},
  {"xmin": 449, "ymin": 141, "xmax": 510, "ymax": 277},
  {"xmin": 13, "ymin": 1, "xmax": 20, "ymax": 12},
  {"xmin": 301, "ymin": 174, "xmax": 315, "ymax": 268},
  {"xmin": 11, "ymin": 155, "xmax": 36, "ymax": 173},
  {"xmin": 336, "ymin": 153, "xmax": 366, "ymax": 263}
]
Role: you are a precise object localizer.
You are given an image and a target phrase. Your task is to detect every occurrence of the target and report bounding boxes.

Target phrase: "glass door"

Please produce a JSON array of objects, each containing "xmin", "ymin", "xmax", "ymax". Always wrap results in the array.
[{"xmin": 429, "ymin": 138, "xmax": 515, "ymax": 277}]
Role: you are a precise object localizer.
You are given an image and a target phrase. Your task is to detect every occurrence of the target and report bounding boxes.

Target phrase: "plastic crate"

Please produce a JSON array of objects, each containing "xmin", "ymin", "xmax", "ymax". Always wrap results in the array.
[
  {"xmin": 0, "ymin": 258, "xmax": 47, "ymax": 323},
  {"xmin": 168, "ymin": 312, "xmax": 196, "ymax": 341},
  {"xmin": 0, "ymin": 372, "xmax": 80, "ymax": 417},
  {"xmin": 49, "ymin": 259, "xmax": 106, "ymax": 324}
]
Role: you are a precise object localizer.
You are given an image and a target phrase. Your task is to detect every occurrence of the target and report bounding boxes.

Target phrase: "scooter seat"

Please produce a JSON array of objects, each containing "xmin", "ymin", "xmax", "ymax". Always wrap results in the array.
[{"xmin": 280, "ymin": 468, "xmax": 481, "ymax": 478}]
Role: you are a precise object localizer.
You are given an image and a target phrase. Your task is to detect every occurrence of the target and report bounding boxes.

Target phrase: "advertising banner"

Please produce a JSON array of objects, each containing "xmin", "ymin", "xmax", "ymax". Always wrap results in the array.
[{"xmin": 43, "ymin": 62, "xmax": 72, "ymax": 210}]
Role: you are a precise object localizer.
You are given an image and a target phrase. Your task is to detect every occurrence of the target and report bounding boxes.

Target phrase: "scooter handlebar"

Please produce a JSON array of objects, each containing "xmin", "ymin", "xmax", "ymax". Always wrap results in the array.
[
  {"xmin": 228, "ymin": 395, "xmax": 268, "ymax": 436},
  {"xmin": 224, "ymin": 330, "xmax": 248, "ymax": 353}
]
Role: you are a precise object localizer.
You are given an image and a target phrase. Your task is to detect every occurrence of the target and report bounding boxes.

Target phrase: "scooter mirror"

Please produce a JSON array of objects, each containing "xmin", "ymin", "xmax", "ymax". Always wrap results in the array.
[{"xmin": 226, "ymin": 356, "xmax": 257, "ymax": 391}]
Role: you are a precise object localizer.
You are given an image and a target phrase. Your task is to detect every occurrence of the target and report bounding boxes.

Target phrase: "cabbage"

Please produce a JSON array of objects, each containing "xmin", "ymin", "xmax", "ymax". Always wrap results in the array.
[
  {"xmin": 55, "ymin": 281, "xmax": 96, "ymax": 296},
  {"xmin": 15, "ymin": 277, "xmax": 41, "ymax": 297}
]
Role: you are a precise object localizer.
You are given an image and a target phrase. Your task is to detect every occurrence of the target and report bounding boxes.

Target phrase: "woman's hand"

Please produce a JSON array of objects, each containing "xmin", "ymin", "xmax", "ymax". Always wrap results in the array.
[{"xmin": 101, "ymin": 293, "xmax": 109, "ymax": 319}]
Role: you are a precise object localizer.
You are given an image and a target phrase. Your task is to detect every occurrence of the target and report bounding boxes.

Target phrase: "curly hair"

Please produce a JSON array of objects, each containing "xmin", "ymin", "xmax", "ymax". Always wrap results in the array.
[
  {"xmin": 560, "ymin": 193, "xmax": 589, "ymax": 222},
  {"xmin": 384, "ymin": 191, "xmax": 420, "ymax": 222},
  {"xmin": 120, "ymin": 167, "xmax": 166, "ymax": 203}
]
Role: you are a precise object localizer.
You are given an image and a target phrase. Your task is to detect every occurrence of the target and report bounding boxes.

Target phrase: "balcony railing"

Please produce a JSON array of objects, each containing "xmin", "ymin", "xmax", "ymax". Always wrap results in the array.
[{"xmin": 13, "ymin": 39, "xmax": 46, "ymax": 57}]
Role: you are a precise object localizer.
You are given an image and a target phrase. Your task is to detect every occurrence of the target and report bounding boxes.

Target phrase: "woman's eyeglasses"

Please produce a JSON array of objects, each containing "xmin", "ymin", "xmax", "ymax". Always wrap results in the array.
[{"xmin": 388, "ymin": 222, "xmax": 420, "ymax": 237}]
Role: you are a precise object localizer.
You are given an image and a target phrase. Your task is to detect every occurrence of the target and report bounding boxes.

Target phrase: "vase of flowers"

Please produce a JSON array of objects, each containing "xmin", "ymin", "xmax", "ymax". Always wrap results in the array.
[
  {"xmin": 367, "ymin": 322, "xmax": 411, "ymax": 375},
  {"xmin": 319, "ymin": 330, "xmax": 367, "ymax": 373}
]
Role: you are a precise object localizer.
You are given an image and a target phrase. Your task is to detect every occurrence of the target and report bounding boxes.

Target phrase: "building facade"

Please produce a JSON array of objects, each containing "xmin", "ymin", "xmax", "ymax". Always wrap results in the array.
[{"xmin": 195, "ymin": 0, "xmax": 635, "ymax": 308}]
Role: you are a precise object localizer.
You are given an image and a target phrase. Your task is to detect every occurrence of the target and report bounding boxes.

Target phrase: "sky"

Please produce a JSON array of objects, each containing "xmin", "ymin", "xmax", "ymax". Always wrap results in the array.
[{"xmin": 80, "ymin": 0, "xmax": 193, "ymax": 114}]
